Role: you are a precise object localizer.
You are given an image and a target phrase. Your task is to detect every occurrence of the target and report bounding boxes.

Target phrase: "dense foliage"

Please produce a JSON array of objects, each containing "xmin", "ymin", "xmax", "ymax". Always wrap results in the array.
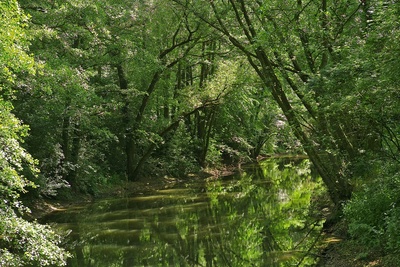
[
  {"xmin": 14, "ymin": 0, "xmax": 284, "ymax": 192},
  {"xmin": 342, "ymin": 2, "xmax": 400, "ymax": 262},
  {"xmin": 1, "ymin": 0, "xmax": 399, "ymax": 264},
  {"xmin": 0, "ymin": 0, "xmax": 70, "ymax": 265}
]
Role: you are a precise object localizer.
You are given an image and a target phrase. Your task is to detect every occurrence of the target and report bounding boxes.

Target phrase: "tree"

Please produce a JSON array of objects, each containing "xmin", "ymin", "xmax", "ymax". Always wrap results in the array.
[
  {"xmin": 114, "ymin": 0, "xmax": 203, "ymax": 180},
  {"xmin": 211, "ymin": 59, "xmax": 280, "ymax": 162},
  {"xmin": 171, "ymin": 0, "xmax": 370, "ymax": 206},
  {"xmin": 17, "ymin": 0, "xmax": 131, "ymax": 193},
  {"xmin": 0, "ymin": 0, "xmax": 70, "ymax": 265},
  {"xmin": 18, "ymin": 0, "xmax": 387, "ymax": 204}
]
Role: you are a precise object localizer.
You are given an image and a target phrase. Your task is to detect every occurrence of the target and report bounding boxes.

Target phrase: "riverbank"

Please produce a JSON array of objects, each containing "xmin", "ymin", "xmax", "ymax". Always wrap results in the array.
[
  {"xmin": 315, "ymin": 211, "xmax": 398, "ymax": 267},
  {"xmin": 318, "ymin": 239, "xmax": 392, "ymax": 266},
  {"xmin": 24, "ymin": 175, "xmax": 179, "ymax": 220},
  {"xmin": 24, "ymin": 168, "xmax": 225, "ymax": 220}
]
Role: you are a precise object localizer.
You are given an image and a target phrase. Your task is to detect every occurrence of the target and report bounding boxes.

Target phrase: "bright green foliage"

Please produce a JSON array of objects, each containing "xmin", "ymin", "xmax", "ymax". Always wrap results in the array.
[
  {"xmin": 0, "ymin": 102, "xmax": 35, "ymax": 198},
  {"xmin": 2, "ymin": 0, "xmax": 398, "ymax": 263},
  {"xmin": 171, "ymin": 0, "xmax": 363, "ymax": 204},
  {"xmin": 15, "ymin": 0, "xmax": 121, "ymax": 193},
  {"xmin": 0, "ymin": 1, "xmax": 70, "ymax": 265},
  {"xmin": 212, "ymin": 60, "xmax": 281, "ymax": 162},
  {"xmin": 15, "ymin": 0, "xmax": 281, "ymax": 184},
  {"xmin": 0, "ymin": 0, "xmax": 34, "ymax": 89}
]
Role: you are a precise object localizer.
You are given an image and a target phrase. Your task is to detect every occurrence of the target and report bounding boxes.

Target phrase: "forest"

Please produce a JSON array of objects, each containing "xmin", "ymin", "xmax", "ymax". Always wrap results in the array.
[{"xmin": 1, "ymin": 0, "xmax": 400, "ymax": 266}]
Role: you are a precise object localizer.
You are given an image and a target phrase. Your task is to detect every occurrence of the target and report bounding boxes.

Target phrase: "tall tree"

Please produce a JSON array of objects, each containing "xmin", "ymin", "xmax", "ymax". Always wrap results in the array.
[
  {"xmin": 171, "ymin": 0, "xmax": 370, "ymax": 205},
  {"xmin": 16, "ymin": 0, "xmax": 114, "ymax": 193},
  {"xmin": 108, "ymin": 0, "xmax": 205, "ymax": 180}
]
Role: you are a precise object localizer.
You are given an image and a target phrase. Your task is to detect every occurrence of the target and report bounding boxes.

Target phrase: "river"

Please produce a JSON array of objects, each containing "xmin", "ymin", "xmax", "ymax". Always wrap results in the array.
[{"xmin": 43, "ymin": 158, "xmax": 326, "ymax": 266}]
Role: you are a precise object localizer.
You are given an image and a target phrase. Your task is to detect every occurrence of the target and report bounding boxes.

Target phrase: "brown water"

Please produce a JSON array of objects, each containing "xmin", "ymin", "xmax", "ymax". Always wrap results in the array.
[{"xmin": 43, "ymin": 158, "xmax": 325, "ymax": 266}]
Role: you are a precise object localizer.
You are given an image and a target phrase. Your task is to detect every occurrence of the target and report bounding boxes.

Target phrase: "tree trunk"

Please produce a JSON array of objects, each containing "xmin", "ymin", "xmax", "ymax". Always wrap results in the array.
[
  {"xmin": 59, "ymin": 102, "xmax": 82, "ymax": 189},
  {"xmin": 204, "ymin": 0, "xmax": 353, "ymax": 205},
  {"xmin": 66, "ymin": 124, "xmax": 81, "ymax": 188},
  {"xmin": 116, "ymin": 64, "xmax": 136, "ymax": 181},
  {"xmin": 255, "ymin": 48, "xmax": 352, "ymax": 205}
]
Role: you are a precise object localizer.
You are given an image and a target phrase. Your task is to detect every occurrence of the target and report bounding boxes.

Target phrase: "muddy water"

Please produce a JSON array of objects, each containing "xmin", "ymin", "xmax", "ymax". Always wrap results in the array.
[{"xmin": 43, "ymin": 158, "xmax": 325, "ymax": 266}]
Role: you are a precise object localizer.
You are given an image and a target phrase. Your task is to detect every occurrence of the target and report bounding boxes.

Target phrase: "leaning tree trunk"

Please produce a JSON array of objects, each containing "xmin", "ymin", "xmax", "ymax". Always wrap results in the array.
[
  {"xmin": 203, "ymin": 0, "xmax": 353, "ymax": 206},
  {"xmin": 255, "ymin": 48, "xmax": 352, "ymax": 205}
]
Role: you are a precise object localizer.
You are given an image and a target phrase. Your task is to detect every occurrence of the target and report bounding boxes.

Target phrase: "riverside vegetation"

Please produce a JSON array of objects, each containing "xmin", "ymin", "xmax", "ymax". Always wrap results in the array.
[{"xmin": 1, "ymin": 0, "xmax": 400, "ymax": 266}]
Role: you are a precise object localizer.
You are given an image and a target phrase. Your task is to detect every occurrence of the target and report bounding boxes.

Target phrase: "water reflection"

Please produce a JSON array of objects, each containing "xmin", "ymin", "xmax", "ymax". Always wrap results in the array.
[{"xmin": 44, "ymin": 159, "xmax": 325, "ymax": 266}]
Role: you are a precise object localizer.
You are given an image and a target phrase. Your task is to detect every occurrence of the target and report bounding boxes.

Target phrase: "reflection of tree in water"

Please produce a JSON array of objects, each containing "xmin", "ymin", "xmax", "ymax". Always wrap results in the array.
[
  {"xmin": 200, "ymin": 159, "xmax": 323, "ymax": 266},
  {"xmin": 143, "ymin": 159, "xmax": 321, "ymax": 266},
  {"xmin": 49, "ymin": 158, "xmax": 323, "ymax": 266}
]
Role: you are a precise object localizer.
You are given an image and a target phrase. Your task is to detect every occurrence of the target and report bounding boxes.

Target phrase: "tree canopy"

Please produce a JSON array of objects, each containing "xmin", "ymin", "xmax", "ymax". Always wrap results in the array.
[{"xmin": 1, "ymin": 0, "xmax": 400, "ymax": 264}]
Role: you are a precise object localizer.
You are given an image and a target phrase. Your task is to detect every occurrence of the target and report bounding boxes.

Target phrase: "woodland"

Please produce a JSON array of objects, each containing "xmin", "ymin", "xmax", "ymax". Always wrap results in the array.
[{"xmin": 1, "ymin": 0, "xmax": 400, "ymax": 266}]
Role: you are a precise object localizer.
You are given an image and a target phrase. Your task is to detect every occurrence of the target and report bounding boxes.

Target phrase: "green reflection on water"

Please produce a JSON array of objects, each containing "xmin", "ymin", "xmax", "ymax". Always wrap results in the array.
[{"xmin": 44, "ymin": 158, "xmax": 325, "ymax": 267}]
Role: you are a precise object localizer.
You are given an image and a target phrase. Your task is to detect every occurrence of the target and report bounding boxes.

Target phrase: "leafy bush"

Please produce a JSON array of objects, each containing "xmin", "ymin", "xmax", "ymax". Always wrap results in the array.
[
  {"xmin": 0, "ymin": 105, "xmax": 71, "ymax": 266},
  {"xmin": 344, "ymin": 162, "xmax": 400, "ymax": 254},
  {"xmin": 0, "ymin": 207, "xmax": 71, "ymax": 267},
  {"xmin": 385, "ymin": 207, "xmax": 400, "ymax": 252}
]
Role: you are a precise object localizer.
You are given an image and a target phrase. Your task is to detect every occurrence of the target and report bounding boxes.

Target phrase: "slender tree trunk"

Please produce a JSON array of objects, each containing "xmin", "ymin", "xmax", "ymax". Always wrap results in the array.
[
  {"xmin": 61, "ymin": 108, "xmax": 71, "ymax": 165},
  {"xmin": 59, "ymin": 102, "xmax": 82, "ymax": 188},
  {"xmin": 116, "ymin": 64, "xmax": 136, "ymax": 181},
  {"xmin": 66, "ymin": 124, "xmax": 81, "ymax": 188}
]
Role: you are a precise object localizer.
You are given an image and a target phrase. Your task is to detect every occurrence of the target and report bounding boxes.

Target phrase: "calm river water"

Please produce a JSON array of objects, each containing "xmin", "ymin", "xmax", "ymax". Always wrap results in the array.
[{"xmin": 43, "ymin": 158, "xmax": 325, "ymax": 266}]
